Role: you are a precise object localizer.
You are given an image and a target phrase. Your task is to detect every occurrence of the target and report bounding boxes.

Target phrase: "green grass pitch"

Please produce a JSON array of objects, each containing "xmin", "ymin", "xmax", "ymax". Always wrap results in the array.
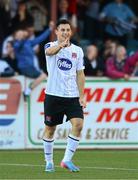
[{"xmin": 0, "ymin": 150, "xmax": 138, "ymax": 179}]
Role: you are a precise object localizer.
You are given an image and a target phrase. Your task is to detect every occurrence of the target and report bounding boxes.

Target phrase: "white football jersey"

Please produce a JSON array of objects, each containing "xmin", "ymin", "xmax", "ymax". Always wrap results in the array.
[{"xmin": 44, "ymin": 41, "xmax": 84, "ymax": 97}]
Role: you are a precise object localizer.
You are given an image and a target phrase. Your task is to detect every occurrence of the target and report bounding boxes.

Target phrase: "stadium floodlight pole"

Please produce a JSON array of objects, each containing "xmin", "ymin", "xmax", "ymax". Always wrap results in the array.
[{"xmin": 50, "ymin": 0, "xmax": 57, "ymax": 41}]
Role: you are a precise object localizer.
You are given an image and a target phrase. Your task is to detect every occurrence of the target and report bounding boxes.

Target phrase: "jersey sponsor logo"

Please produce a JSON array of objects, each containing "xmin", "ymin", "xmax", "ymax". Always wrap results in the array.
[
  {"xmin": 57, "ymin": 58, "xmax": 72, "ymax": 71},
  {"xmin": 0, "ymin": 79, "xmax": 21, "ymax": 126}
]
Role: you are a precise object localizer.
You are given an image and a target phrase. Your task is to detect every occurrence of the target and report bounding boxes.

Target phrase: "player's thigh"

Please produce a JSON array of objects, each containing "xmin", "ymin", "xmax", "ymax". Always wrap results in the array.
[
  {"xmin": 44, "ymin": 95, "xmax": 64, "ymax": 126},
  {"xmin": 65, "ymin": 98, "xmax": 84, "ymax": 121},
  {"xmin": 44, "ymin": 94, "xmax": 62, "ymax": 114}
]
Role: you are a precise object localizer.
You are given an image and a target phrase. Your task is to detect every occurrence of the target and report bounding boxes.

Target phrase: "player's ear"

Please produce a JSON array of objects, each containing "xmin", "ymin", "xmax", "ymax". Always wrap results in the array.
[
  {"xmin": 71, "ymin": 31, "xmax": 73, "ymax": 37},
  {"xmin": 70, "ymin": 31, "xmax": 73, "ymax": 38}
]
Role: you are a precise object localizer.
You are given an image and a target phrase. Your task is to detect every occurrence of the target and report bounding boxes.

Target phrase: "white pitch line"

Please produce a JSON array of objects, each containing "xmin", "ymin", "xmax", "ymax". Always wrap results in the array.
[
  {"xmin": 0, "ymin": 149, "xmax": 138, "ymax": 154},
  {"xmin": 0, "ymin": 163, "xmax": 138, "ymax": 172},
  {"xmin": 1, "ymin": 151, "xmax": 138, "ymax": 154}
]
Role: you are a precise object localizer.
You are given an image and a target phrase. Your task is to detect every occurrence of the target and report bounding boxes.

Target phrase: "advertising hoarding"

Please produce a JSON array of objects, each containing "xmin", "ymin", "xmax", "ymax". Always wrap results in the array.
[
  {"xmin": 0, "ymin": 77, "xmax": 25, "ymax": 149},
  {"xmin": 27, "ymin": 78, "xmax": 138, "ymax": 149}
]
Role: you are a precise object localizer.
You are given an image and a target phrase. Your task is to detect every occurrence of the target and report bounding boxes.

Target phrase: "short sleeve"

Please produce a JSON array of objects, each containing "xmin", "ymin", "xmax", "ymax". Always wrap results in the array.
[
  {"xmin": 44, "ymin": 42, "xmax": 57, "ymax": 56},
  {"xmin": 44, "ymin": 42, "xmax": 53, "ymax": 50},
  {"xmin": 76, "ymin": 48, "xmax": 85, "ymax": 71}
]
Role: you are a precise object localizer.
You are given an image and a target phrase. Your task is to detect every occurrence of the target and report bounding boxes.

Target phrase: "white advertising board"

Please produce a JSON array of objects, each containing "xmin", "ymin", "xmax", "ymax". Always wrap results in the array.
[
  {"xmin": 0, "ymin": 76, "xmax": 25, "ymax": 149},
  {"xmin": 27, "ymin": 78, "xmax": 138, "ymax": 149}
]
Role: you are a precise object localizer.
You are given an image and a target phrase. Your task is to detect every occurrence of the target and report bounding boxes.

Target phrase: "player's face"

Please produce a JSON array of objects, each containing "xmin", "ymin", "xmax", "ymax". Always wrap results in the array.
[{"xmin": 55, "ymin": 24, "xmax": 72, "ymax": 42}]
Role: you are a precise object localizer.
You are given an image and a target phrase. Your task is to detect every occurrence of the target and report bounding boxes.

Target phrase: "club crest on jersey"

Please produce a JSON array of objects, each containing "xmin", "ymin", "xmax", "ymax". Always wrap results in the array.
[
  {"xmin": 72, "ymin": 52, "xmax": 77, "ymax": 58},
  {"xmin": 45, "ymin": 116, "xmax": 52, "ymax": 122},
  {"xmin": 57, "ymin": 58, "xmax": 72, "ymax": 71}
]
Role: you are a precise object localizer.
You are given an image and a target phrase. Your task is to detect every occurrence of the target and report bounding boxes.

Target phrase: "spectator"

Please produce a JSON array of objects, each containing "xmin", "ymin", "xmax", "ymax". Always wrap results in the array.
[
  {"xmin": 0, "ymin": 59, "xmax": 15, "ymax": 77},
  {"xmin": 11, "ymin": 0, "xmax": 34, "ymax": 33},
  {"xmin": 2, "ymin": 24, "xmax": 39, "ymax": 71},
  {"xmin": 0, "ymin": 0, "xmax": 11, "ymax": 56},
  {"xmin": 2, "ymin": 34, "xmax": 14, "ymax": 58},
  {"xmin": 13, "ymin": 21, "xmax": 54, "ymax": 98},
  {"xmin": 102, "ymin": 39, "xmax": 119, "ymax": 60},
  {"xmin": 77, "ymin": 0, "xmax": 88, "ymax": 38},
  {"xmin": 83, "ymin": 0, "xmax": 101, "ymax": 42},
  {"xmin": 84, "ymin": 45, "xmax": 105, "ymax": 76},
  {"xmin": 3, "ymin": 0, "xmax": 22, "ymax": 19},
  {"xmin": 25, "ymin": 24, "xmax": 40, "ymax": 71},
  {"xmin": 3, "ymin": 41, "xmax": 19, "ymax": 74},
  {"xmin": 99, "ymin": 0, "xmax": 138, "ymax": 45},
  {"xmin": 27, "ymin": 0, "xmax": 48, "ymax": 33},
  {"xmin": 106, "ymin": 45, "xmax": 138, "ymax": 80}
]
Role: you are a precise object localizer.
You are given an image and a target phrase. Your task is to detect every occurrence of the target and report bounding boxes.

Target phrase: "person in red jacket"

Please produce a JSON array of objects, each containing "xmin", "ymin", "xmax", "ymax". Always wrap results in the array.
[{"xmin": 106, "ymin": 45, "xmax": 138, "ymax": 80}]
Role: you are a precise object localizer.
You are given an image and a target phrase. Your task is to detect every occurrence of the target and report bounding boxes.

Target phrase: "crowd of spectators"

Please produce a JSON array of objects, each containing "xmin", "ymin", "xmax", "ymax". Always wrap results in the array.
[{"xmin": 0, "ymin": 0, "xmax": 138, "ymax": 81}]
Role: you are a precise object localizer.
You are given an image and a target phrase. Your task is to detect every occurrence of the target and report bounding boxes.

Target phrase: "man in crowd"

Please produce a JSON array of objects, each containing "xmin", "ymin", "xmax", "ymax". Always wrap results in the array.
[{"xmin": 106, "ymin": 45, "xmax": 138, "ymax": 79}]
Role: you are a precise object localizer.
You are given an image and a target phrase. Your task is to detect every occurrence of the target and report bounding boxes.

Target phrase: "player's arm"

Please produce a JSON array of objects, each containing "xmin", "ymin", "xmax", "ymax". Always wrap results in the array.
[
  {"xmin": 45, "ymin": 38, "xmax": 69, "ymax": 56},
  {"xmin": 76, "ymin": 70, "xmax": 86, "ymax": 108},
  {"xmin": 45, "ymin": 44, "xmax": 62, "ymax": 56}
]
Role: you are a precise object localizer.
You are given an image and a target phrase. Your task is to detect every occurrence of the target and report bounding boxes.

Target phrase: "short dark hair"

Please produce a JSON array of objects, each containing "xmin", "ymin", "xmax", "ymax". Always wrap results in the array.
[
  {"xmin": 56, "ymin": 19, "xmax": 71, "ymax": 28},
  {"xmin": 18, "ymin": 0, "xmax": 27, "ymax": 5}
]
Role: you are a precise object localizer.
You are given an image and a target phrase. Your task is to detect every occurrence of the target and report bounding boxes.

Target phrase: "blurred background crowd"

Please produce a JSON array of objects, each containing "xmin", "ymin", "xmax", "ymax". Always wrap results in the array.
[{"xmin": 0, "ymin": 0, "xmax": 138, "ymax": 80}]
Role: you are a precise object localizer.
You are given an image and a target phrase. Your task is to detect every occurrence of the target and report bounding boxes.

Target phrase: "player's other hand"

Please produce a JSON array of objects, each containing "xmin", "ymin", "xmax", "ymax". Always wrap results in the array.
[{"xmin": 79, "ymin": 97, "xmax": 86, "ymax": 109}]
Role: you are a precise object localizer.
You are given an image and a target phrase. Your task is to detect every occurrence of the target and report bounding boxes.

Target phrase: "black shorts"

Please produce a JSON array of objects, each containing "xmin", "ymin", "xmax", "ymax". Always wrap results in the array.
[{"xmin": 44, "ymin": 94, "xmax": 84, "ymax": 126}]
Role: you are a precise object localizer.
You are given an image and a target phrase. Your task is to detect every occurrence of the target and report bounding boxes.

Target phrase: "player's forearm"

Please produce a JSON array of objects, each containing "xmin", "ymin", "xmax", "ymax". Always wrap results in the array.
[
  {"xmin": 45, "ymin": 45, "xmax": 62, "ymax": 56},
  {"xmin": 45, "ymin": 38, "xmax": 70, "ymax": 56},
  {"xmin": 77, "ymin": 71, "xmax": 85, "ymax": 98}
]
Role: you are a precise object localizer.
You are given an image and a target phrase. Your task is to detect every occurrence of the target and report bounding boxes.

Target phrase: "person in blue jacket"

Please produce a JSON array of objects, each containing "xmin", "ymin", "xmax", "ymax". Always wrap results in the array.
[
  {"xmin": 13, "ymin": 21, "xmax": 54, "ymax": 97},
  {"xmin": 99, "ymin": 0, "xmax": 138, "ymax": 45}
]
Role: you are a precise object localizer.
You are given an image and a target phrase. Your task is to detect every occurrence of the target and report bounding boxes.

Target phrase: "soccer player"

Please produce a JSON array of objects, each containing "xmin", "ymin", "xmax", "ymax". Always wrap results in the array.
[{"xmin": 43, "ymin": 19, "xmax": 86, "ymax": 172}]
